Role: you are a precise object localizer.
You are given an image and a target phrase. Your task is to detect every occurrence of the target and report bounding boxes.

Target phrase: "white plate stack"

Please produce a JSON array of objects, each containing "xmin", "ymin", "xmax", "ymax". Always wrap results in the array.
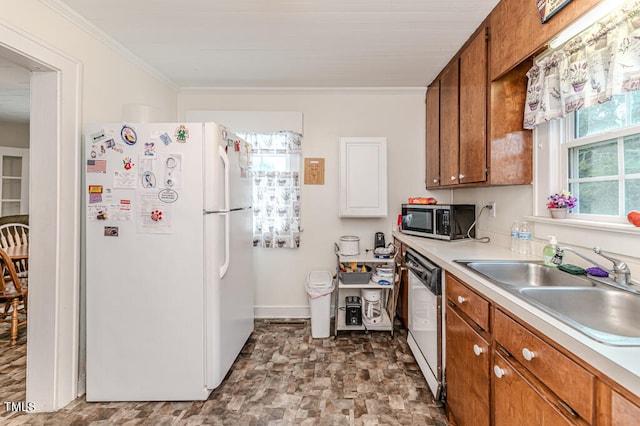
[{"xmin": 372, "ymin": 265, "xmax": 394, "ymax": 285}]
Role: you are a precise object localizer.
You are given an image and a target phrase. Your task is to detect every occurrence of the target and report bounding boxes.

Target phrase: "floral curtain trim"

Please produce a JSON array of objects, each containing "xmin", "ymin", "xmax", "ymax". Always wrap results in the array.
[
  {"xmin": 524, "ymin": 1, "xmax": 640, "ymax": 129},
  {"xmin": 240, "ymin": 131, "xmax": 302, "ymax": 249}
]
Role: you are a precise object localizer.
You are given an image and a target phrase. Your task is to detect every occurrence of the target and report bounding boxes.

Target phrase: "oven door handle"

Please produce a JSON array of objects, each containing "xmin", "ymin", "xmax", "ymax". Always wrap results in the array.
[
  {"xmin": 408, "ymin": 267, "xmax": 441, "ymax": 296},
  {"xmin": 406, "ymin": 260, "xmax": 428, "ymax": 275}
]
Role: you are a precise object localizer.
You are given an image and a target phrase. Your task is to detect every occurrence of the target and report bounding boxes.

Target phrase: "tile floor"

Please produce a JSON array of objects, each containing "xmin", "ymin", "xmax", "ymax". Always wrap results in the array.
[{"xmin": 0, "ymin": 319, "xmax": 447, "ymax": 425}]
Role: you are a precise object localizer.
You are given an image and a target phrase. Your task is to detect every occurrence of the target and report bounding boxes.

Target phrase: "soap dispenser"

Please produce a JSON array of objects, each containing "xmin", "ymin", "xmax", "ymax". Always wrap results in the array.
[{"xmin": 543, "ymin": 236, "xmax": 559, "ymax": 267}]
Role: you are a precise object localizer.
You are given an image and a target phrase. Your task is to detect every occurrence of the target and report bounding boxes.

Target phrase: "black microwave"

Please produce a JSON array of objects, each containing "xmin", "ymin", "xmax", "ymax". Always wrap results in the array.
[{"xmin": 401, "ymin": 204, "xmax": 475, "ymax": 240}]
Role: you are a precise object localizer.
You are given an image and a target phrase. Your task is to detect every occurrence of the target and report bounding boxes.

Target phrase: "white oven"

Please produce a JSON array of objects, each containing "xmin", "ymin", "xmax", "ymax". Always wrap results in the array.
[{"xmin": 406, "ymin": 248, "xmax": 443, "ymax": 400}]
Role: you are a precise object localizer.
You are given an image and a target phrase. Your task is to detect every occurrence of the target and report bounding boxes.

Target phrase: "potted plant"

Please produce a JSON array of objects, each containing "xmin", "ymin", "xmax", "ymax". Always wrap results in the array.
[{"xmin": 547, "ymin": 190, "xmax": 577, "ymax": 218}]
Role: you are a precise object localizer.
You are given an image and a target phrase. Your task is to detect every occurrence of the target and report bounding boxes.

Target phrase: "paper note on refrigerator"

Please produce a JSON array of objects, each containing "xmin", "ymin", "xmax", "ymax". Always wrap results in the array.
[{"xmin": 137, "ymin": 191, "xmax": 172, "ymax": 234}]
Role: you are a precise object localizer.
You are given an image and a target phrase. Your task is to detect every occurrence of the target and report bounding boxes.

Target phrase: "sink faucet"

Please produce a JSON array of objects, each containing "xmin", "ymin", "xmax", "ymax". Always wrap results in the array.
[{"xmin": 555, "ymin": 246, "xmax": 632, "ymax": 285}]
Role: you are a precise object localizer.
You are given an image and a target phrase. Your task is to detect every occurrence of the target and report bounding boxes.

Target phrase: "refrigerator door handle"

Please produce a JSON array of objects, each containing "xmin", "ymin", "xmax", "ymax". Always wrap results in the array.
[
  {"xmin": 220, "ymin": 212, "xmax": 230, "ymax": 278},
  {"xmin": 219, "ymin": 145, "xmax": 230, "ymax": 211},
  {"xmin": 219, "ymin": 145, "xmax": 231, "ymax": 279}
]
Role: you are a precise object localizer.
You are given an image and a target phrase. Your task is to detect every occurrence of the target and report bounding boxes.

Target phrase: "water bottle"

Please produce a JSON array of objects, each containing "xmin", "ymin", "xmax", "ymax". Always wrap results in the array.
[
  {"xmin": 510, "ymin": 221, "xmax": 520, "ymax": 252},
  {"xmin": 518, "ymin": 221, "xmax": 532, "ymax": 255}
]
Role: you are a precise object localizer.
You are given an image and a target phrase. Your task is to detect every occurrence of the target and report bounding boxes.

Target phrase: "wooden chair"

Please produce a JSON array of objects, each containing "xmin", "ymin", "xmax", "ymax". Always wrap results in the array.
[
  {"xmin": 0, "ymin": 248, "xmax": 27, "ymax": 345},
  {"xmin": 0, "ymin": 223, "xmax": 29, "ymax": 282}
]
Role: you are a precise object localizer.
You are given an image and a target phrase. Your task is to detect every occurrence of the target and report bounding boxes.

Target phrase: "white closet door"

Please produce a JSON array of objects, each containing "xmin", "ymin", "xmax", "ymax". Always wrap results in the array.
[{"xmin": 339, "ymin": 137, "xmax": 387, "ymax": 217}]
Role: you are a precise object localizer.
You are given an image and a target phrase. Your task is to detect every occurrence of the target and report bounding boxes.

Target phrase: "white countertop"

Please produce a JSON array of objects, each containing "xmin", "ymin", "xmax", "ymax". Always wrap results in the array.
[{"xmin": 393, "ymin": 231, "xmax": 640, "ymax": 398}]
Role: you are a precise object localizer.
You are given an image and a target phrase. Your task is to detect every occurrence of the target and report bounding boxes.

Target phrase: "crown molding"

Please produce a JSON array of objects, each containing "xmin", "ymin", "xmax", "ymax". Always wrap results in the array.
[
  {"xmin": 180, "ymin": 86, "xmax": 427, "ymax": 95},
  {"xmin": 40, "ymin": 0, "xmax": 178, "ymax": 90}
]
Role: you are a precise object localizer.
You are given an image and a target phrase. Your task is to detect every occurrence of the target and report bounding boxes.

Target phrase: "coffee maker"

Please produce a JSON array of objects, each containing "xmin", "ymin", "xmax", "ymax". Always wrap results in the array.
[{"xmin": 374, "ymin": 232, "xmax": 385, "ymax": 249}]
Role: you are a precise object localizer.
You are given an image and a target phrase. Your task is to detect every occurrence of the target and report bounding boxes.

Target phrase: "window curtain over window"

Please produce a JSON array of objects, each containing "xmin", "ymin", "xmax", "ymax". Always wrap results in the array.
[
  {"xmin": 524, "ymin": 1, "xmax": 640, "ymax": 129},
  {"xmin": 240, "ymin": 131, "xmax": 302, "ymax": 249}
]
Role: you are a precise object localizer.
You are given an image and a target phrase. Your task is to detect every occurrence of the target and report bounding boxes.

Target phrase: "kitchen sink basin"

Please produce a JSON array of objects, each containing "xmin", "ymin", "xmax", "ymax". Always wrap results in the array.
[
  {"xmin": 456, "ymin": 260, "xmax": 595, "ymax": 289},
  {"xmin": 455, "ymin": 260, "xmax": 640, "ymax": 346},
  {"xmin": 519, "ymin": 287, "xmax": 640, "ymax": 345}
]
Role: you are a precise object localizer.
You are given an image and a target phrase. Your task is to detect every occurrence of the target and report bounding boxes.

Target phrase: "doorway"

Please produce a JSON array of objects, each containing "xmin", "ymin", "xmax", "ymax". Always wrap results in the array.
[
  {"xmin": 0, "ymin": 22, "xmax": 82, "ymax": 412},
  {"xmin": 0, "ymin": 55, "xmax": 31, "ymax": 413}
]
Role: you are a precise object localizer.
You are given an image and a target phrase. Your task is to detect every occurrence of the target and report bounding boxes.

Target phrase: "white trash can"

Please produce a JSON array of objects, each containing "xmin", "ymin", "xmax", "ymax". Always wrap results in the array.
[{"xmin": 306, "ymin": 270, "xmax": 335, "ymax": 338}]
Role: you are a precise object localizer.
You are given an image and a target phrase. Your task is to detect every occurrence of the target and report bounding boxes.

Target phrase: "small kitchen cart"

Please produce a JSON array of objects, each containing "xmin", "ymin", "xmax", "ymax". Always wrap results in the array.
[{"xmin": 333, "ymin": 249, "xmax": 397, "ymax": 337}]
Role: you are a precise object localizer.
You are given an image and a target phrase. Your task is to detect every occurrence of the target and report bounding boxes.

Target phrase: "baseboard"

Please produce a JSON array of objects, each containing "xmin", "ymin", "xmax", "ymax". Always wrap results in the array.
[{"xmin": 254, "ymin": 305, "xmax": 336, "ymax": 319}]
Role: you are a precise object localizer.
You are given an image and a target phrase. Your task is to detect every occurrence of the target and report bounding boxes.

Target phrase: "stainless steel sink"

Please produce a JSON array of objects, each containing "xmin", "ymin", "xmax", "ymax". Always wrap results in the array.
[
  {"xmin": 456, "ymin": 260, "xmax": 595, "ymax": 289},
  {"xmin": 455, "ymin": 260, "xmax": 640, "ymax": 346},
  {"xmin": 519, "ymin": 287, "xmax": 640, "ymax": 345}
]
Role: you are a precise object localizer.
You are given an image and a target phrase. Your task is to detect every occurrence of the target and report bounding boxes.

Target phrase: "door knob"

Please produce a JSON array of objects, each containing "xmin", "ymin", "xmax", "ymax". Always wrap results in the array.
[
  {"xmin": 459, "ymin": 174, "xmax": 465, "ymax": 179},
  {"xmin": 494, "ymin": 365, "xmax": 505, "ymax": 379},
  {"xmin": 457, "ymin": 295, "xmax": 466, "ymax": 304},
  {"xmin": 450, "ymin": 175, "xmax": 456, "ymax": 181}
]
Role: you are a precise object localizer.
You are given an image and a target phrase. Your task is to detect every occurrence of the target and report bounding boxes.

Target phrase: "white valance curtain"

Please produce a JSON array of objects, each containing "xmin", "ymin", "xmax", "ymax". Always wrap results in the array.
[
  {"xmin": 240, "ymin": 131, "xmax": 302, "ymax": 249},
  {"xmin": 524, "ymin": 1, "xmax": 640, "ymax": 129}
]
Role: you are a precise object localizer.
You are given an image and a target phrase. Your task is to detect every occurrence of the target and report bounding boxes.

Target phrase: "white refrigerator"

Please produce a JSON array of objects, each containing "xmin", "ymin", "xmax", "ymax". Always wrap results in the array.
[{"xmin": 84, "ymin": 122, "xmax": 254, "ymax": 401}]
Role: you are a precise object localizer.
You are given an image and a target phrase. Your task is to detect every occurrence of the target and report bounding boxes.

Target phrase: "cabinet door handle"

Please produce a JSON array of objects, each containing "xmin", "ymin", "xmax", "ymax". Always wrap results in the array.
[
  {"xmin": 433, "ymin": 178, "xmax": 439, "ymax": 183},
  {"xmin": 450, "ymin": 175, "xmax": 456, "ymax": 181},
  {"xmin": 522, "ymin": 348, "xmax": 535, "ymax": 361},
  {"xmin": 493, "ymin": 365, "xmax": 505, "ymax": 379},
  {"xmin": 473, "ymin": 344, "xmax": 483, "ymax": 356},
  {"xmin": 459, "ymin": 174, "xmax": 465, "ymax": 179},
  {"xmin": 457, "ymin": 295, "xmax": 466, "ymax": 304}
]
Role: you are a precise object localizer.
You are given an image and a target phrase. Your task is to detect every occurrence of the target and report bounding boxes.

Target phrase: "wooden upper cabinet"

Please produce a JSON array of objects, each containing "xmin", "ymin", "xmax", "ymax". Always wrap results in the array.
[
  {"xmin": 489, "ymin": 0, "xmax": 602, "ymax": 80},
  {"xmin": 425, "ymin": 83, "xmax": 440, "ymax": 189},
  {"xmin": 459, "ymin": 27, "xmax": 488, "ymax": 185},
  {"xmin": 439, "ymin": 60, "xmax": 460, "ymax": 186},
  {"xmin": 488, "ymin": 61, "xmax": 533, "ymax": 185}
]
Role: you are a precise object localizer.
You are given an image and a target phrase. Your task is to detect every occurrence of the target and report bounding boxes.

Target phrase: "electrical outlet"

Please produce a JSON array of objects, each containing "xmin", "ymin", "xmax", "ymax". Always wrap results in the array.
[{"xmin": 488, "ymin": 201, "xmax": 496, "ymax": 217}]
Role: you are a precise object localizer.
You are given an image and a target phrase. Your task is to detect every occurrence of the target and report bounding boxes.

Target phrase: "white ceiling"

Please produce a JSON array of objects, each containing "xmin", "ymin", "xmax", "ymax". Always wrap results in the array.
[{"xmin": 1, "ymin": 0, "xmax": 501, "ymax": 121}]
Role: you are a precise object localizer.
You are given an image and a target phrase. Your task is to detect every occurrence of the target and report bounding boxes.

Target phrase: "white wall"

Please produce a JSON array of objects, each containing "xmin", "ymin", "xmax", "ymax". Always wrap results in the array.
[
  {"xmin": 2, "ymin": 0, "xmax": 179, "ymax": 410},
  {"xmin": 453, "ymin": 184, "xmax": 640, "ymax": 275},
  {"xmin": 180, "ymin": 88, "xmax": 445, "ymax": 316},
  {"xmin": 453, "ymin": 185, "xmax": 533, "ymax": 248},
  {"xmin": 0, "ymin": 120, "xmax": 29, "ymax": 148},
  {"xmin": 2, "ymin": 1, "xmax": 178, "ymax": 123}
]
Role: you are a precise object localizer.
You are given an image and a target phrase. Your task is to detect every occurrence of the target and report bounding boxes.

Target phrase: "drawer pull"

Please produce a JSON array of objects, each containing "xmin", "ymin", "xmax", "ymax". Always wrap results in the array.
[
  {"xmin": 558, "ymin": 399, "xmax": 579, "ymax": 418},
  {"xmin": 473, "ymin": 344, "xmax": 483, "ymax": 356},
  {"xmin": 522, "ymin": 348, "xmax": 535, "ymax": 361},
  {"xmin": 457, "ymin": 296, "xmax": 466, "ymax": 304},
  {"xmin": 493, "ymin": 365, "xmax": 505, "ymax": 379}
]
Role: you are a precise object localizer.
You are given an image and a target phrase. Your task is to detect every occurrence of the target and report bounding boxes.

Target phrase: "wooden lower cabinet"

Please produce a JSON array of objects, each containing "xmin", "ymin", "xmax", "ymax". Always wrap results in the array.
[
  {"xmin": 597, "ymin": 382, "xmax": 640, "ymax": 426},
  {"xmin": 445, "ymin": 304, "xmax": 490, "ymax": 426},
  {"xmin": 443, "ymin": 272, "xmax": 640, "ymax": 426},
  {"xmin": 494, "ymin": 309, "xmax": 594, "ymax": 421},
  {"xmin": 493, "ymin": 352, "xmax": 573, "ymax": 426},
  {"xmin": 394, "ymin": 240, "xmax": 408, "ymax": 328}
]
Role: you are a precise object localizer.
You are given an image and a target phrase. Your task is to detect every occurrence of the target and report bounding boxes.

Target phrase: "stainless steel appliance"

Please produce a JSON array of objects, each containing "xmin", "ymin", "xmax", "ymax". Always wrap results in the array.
[
  {"xmin": 401, "ymin": 204, "xmax": 475, "ymax": 240},
  {"xmin": 405, "ymin": 248, "xmax": 443, "ymax": 400}
]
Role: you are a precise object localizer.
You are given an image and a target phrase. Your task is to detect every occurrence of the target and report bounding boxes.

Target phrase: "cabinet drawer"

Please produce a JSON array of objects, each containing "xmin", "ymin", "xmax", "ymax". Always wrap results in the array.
[
  {"xmin": 493, "ymin": 352, "xmax": 573, "ymax": 426},
  {"xmin": 446, "ymin": 273, "xmax": 489, "ymax": 331},
  {"xmin": 494, "ymin": 309, "xmax": 595, "ymax": 422}
]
